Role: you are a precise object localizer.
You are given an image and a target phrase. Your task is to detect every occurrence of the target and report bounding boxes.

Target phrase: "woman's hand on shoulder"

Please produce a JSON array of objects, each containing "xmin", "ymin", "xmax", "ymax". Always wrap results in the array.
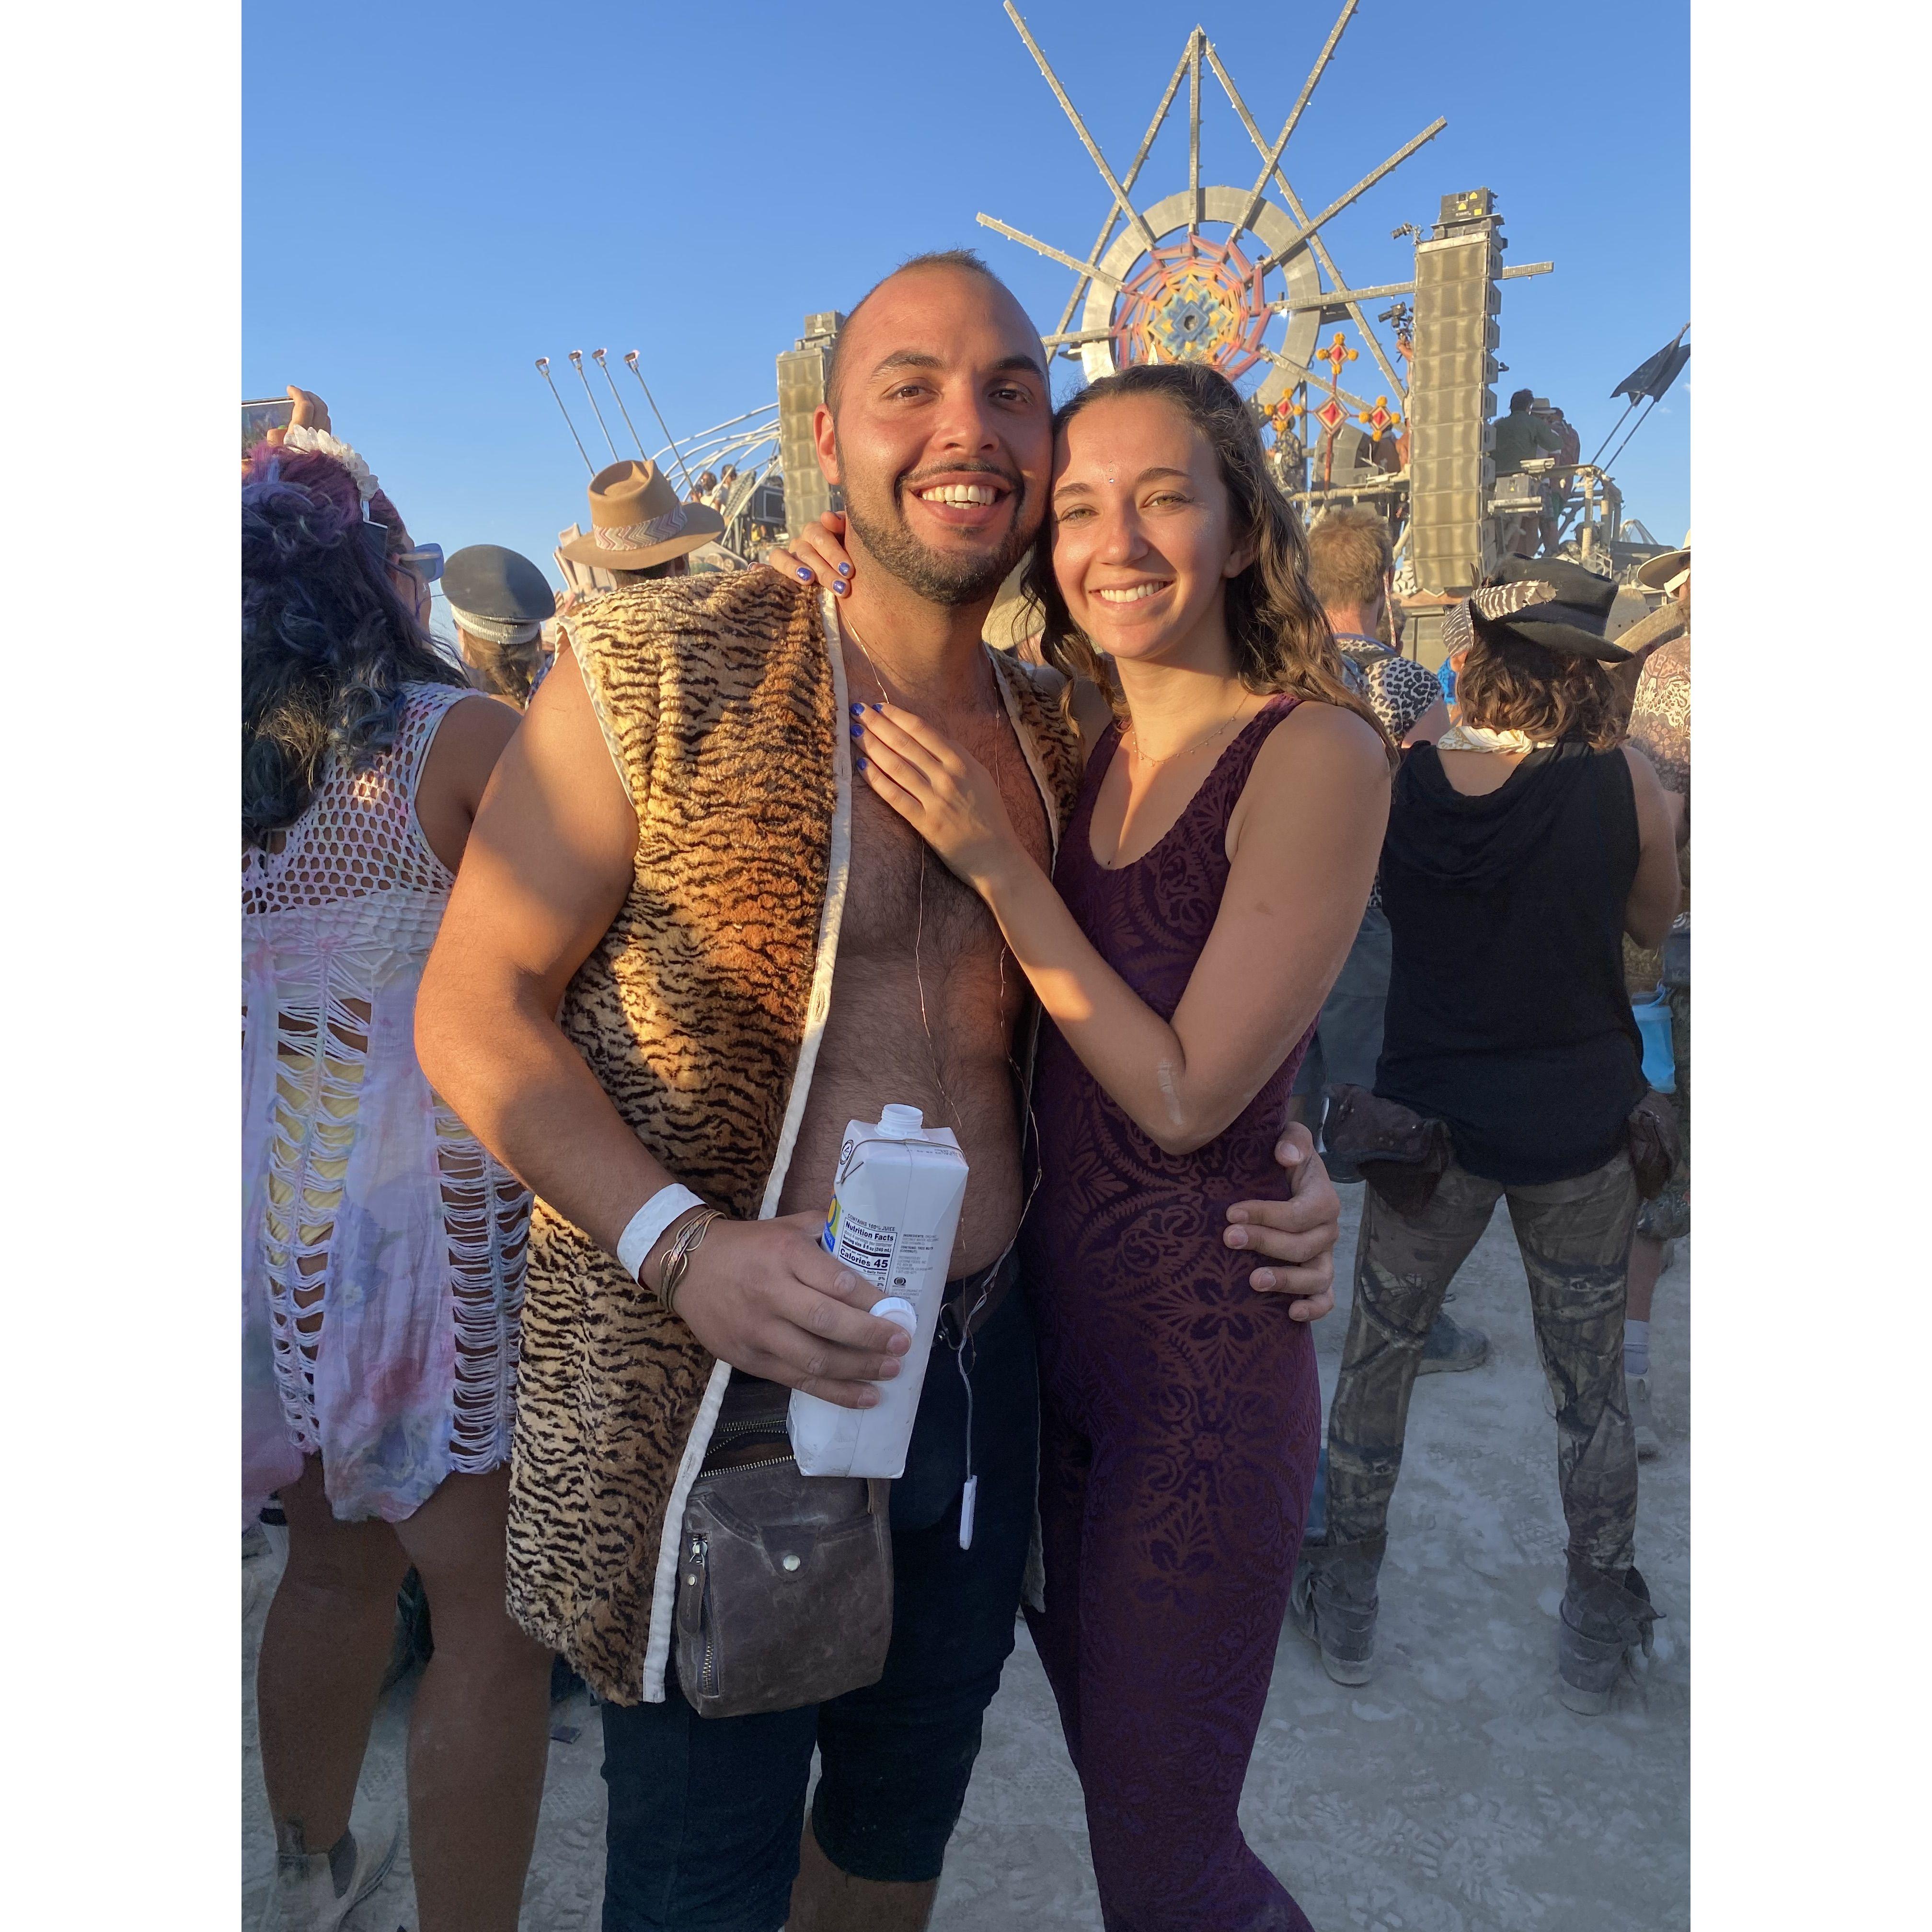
[{"xmin": 763, "ymin": 511, "xmax": 852, "ymax": 596}]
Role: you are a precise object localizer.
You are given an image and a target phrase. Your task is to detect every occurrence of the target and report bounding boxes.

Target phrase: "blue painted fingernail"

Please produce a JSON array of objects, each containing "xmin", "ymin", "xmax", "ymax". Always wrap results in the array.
[
  {"xmin": 838, "ymin": 562, "xmax": 852, "ymax": 577},
  {"xmin": 833, "ymin": 581, "xmax": 848, "ymax": 595},
  {"xmin": 850, "ymin": 703, "xmax": 864, "ymax": 717},
  {"xmin": 857, "ymin": 757, "xmax": 869, "ymax": 771},
  {"xmin": 796, "ymin": 567, "xmax": 812, "ymax": 581}
]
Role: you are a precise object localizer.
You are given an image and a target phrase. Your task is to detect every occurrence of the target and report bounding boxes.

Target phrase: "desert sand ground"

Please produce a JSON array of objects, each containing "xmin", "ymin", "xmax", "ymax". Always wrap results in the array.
[{"xmin": 242, "ymin": 1185, "xmax": 1690, "ymax": 1931}]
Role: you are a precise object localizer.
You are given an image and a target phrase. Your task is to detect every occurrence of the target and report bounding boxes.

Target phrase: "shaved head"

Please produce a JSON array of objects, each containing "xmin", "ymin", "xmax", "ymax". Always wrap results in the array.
[
  {"xmin": 810, "ymin": 254, "xmax": 1052, "ymax": 607},
  {"xmin": 827, "ymin": 250, "xmax": 1038, "ymax": 413}
]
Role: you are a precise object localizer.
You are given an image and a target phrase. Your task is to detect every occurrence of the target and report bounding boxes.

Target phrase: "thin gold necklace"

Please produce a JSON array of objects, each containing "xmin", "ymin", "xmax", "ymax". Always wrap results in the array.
[{"xmin": 1123, "ymin": 692, "xmax": 1258, "ymax": 768}]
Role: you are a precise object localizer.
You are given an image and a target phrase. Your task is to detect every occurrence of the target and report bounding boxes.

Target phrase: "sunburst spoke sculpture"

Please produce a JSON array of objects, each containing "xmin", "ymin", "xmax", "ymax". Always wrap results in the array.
[{"xmin": 980, "ymin": 2, "xmax": 1444, "ymax": 414}]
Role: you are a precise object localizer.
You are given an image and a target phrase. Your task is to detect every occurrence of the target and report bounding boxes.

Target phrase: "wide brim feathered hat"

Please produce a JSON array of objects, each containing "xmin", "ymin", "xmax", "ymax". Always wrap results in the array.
[
  {"xmin": 559, "ymin": 459, "xmax": 724, "ymax": 570},
  {"xmin": 1459, "ymin": 556, "xmax": 1630, "ymax": 663}
]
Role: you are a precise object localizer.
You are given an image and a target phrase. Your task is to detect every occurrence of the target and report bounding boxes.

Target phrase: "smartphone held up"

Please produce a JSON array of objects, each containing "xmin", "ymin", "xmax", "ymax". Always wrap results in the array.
[{"xmin": 242, "ymin": 396, "xmax": 294, "ymax": 458}]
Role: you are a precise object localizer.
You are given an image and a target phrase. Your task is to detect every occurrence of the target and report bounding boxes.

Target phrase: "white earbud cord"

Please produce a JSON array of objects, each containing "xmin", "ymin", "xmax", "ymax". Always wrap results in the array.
[{"xmin": 838, "ymin": 612, "xmax": 1044, "ymax": 1552}]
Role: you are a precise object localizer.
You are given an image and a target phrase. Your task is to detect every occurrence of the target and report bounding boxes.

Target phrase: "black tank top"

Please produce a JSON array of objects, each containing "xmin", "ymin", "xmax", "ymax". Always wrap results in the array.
[{"xmin": 1376, "ymin": 740, "xmax": 1644, "ymax": 1185}]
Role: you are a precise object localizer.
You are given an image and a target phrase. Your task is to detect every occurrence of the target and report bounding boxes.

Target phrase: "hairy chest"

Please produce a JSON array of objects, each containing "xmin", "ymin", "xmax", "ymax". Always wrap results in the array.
[{"xmin": 839, "ymin": 713, "xmax": 1052, "ymax": 970}]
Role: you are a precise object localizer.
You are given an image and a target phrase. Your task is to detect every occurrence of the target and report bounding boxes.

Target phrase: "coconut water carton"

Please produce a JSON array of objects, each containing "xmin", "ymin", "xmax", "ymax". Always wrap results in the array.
[{"xmin": 788, "ymin": 1105, "xmax": 969, "ymax": 1479}]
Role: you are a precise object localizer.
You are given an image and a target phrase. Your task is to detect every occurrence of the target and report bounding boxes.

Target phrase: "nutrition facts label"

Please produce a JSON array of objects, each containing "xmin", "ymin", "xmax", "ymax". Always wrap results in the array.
[{"xmin": 829, "ymin": 1211, "xmax": 897, "ymax": 1289}]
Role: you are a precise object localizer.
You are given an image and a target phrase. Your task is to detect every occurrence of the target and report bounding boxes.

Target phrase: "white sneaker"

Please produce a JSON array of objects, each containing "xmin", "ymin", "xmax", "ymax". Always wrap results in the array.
[
  {"xmin": 1630, "ymin": 1374, "xmax": 1661, "ymax": 1461},
  {"xmin": 259, "ymin": 1801, "xmax": 400, "ymax": 1932}
]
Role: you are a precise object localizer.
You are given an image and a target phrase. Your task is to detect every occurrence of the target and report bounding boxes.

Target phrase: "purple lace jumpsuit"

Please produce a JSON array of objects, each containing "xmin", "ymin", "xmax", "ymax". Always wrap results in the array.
[{"xmin": 1020, "ymin": 696, "xmax": 1321, "ymax": 1932}]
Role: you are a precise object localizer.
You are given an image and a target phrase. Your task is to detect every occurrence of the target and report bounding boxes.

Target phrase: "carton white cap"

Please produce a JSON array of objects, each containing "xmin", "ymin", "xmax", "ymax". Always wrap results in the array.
[
  {"xmin": 876, "ymin": 1105, "xmax": 925, "ymax": 1139},
  {"xmin": 870, "ymin": 1296, "xmax": 918, "ymax": 1335}
]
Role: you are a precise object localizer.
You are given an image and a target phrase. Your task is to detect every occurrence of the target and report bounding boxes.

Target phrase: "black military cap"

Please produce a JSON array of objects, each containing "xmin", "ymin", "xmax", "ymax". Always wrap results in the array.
[{"xmin": 441, "ymin": 544, "xmax": 554, "ymax": 625}]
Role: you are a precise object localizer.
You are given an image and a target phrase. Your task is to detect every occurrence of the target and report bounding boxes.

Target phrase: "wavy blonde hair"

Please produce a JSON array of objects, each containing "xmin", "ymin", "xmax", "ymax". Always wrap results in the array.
[{"xmin": 1023, "ymin": 362, "xmax": 1388, "ymax": 748}]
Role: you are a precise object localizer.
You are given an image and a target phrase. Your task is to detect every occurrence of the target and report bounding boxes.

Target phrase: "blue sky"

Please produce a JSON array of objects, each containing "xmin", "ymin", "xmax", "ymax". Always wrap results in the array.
[{"xmin": 243, "ymin": 0, "xmax": 1688, "ymax": 607}]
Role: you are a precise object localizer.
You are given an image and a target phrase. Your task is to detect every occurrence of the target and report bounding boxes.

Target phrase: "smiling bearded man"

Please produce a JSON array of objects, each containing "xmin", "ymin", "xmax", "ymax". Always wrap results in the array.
[
  {"xmin": 416, "ymin": 249, "xmax": 1342, "ymax": 1932},
  {"xmin": 828, "ymin": 314, "xmax": 1036, "ymax": 607}
]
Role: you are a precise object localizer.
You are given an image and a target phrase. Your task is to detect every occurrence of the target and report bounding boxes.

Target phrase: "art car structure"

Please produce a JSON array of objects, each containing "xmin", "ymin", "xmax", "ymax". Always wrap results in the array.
[{"xmin": 536, "ymin": 4, "xmax": 1686, "ymax": 657}]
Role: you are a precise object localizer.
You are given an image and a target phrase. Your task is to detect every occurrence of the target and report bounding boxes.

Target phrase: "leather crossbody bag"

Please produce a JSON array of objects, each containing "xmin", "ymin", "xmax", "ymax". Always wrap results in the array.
[
  {"xmin": 674, "ymin": 1374, "xmax": 893, "ymax": 1720},
  {"xmin": 1624, "ymin": 1088, "xmax": 1682, "ymax": 1201},
  {"xmin": 1323, "ymin": 1084, "xmax": 1456, "ymax": 1214}
]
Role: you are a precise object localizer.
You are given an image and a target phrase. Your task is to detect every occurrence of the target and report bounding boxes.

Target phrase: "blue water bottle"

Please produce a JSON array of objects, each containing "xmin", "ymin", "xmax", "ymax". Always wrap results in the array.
[{"xmin": 1632, "ymin": 988, "xmax": 1676, "ymax": 1094}]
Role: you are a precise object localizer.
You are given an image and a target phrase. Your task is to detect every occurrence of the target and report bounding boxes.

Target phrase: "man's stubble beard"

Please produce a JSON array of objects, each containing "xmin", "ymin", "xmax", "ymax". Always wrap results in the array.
[{"xmin": 838, "ymin": 462, "xmax": 1038, "ymax": 609}]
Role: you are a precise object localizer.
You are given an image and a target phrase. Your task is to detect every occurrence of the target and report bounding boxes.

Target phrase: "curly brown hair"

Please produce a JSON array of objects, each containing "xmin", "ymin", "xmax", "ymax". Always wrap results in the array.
[
  {"xmin": 1457, "ymin": 613, "xmax": 1621, "ymax": 750},
  {"xmin": 1022, "ymin": 363, "xmax": 1388, "ymax": 748}
]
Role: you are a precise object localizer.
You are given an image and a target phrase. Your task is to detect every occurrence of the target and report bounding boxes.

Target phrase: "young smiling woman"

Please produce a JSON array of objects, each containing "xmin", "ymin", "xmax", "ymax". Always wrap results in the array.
[{"xmin": 772, "ymin": 360, "xmax": 1389, "ymax": 1931}]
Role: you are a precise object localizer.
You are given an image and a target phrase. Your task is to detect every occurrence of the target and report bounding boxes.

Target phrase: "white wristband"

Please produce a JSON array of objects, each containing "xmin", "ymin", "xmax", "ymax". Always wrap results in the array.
[{"xmin": 616, "ymin": 1185, "xmax": 705, "ymax": 1284}]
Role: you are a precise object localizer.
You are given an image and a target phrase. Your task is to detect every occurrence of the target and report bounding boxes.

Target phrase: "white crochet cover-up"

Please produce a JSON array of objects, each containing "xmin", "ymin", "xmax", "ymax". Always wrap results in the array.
[{"xmin": 242, "ymin": 683, "xmax": 530, "ymax": 1523}]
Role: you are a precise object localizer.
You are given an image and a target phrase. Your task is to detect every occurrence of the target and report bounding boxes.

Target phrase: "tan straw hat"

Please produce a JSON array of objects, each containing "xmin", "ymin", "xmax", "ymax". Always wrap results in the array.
[
  {"xmin": 1636, "ymin": 529, "xmax": 1690, "ymax": 592},
  {"xmin": 559, "ymin": 459, "xmax": 724, "ymax": 570}
]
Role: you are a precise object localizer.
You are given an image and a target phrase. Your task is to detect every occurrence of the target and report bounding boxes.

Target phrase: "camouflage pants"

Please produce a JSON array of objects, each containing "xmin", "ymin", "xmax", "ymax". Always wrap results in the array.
[{"xmin": 1327, "ymin": 1150, "xmax": 1641, "ymax": 1582}]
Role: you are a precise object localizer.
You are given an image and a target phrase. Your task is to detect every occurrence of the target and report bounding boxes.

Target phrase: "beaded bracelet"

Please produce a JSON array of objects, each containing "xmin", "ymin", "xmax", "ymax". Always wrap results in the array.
[{"xmin": 656, "ymin": 1208, "xmax": 724, "ymax": 1317}]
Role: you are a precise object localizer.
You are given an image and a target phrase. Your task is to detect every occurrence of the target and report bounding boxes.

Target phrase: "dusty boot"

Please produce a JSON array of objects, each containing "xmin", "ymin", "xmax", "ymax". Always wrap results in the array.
[
  {"xmin": 1288, "ymin": 1535, "xmax": 1385, "ymax": 1685},
  {"xmin": 1556, "ymin": 1564, "xmax": 1659, "ymax": 1715},
  {"xmin": 1417, "ymin": 1307, "xmax": 1490, "ymax": 1375},
  {"xmin": 259, "ymin": 1801, "xmax": 400, "ymax": 1932}
]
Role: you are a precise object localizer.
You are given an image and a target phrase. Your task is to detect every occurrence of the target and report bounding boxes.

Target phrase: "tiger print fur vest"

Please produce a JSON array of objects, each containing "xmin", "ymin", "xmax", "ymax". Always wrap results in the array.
[{"xmin": 506, "ymin": 570, "xmax": 1084, "ymax": 1703}]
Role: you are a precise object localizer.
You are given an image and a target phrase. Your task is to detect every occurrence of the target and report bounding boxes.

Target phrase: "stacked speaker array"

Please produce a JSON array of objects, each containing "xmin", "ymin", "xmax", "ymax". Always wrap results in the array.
[
  {"xmin": 1409, "ymin": 190, "xmax": 1504, "ymax": 594},
  {"xmin": 777, "ymin": 312, "xmax": 845, "ymax": 541}
]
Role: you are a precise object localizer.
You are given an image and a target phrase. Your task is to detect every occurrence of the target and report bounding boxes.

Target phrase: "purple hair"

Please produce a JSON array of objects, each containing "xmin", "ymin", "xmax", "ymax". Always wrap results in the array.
[{"xmin": 242, "ymin": 446, "xmax": 465, "ymax": 846}]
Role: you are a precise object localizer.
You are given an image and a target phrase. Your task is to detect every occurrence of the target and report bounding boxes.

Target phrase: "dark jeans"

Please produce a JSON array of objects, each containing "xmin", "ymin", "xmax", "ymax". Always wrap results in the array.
[
  {"xmin": 1290, "ymin": 901, "xmax": 1392, "ymax": 1101},
  {"xmin": 599, "ymin": 1286, "xmax": 1039, "ymax": 1932}
]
